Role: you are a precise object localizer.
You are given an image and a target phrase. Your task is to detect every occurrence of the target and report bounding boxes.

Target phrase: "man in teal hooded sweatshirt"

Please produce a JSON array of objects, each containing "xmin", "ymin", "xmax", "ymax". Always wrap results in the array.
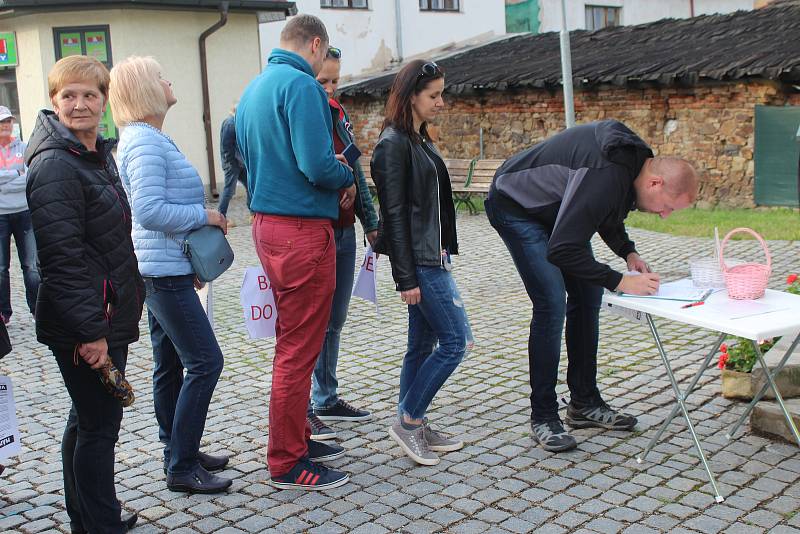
[{"xmin": 237, "ymin": 14, "xmax": 354, "ymax": 491}]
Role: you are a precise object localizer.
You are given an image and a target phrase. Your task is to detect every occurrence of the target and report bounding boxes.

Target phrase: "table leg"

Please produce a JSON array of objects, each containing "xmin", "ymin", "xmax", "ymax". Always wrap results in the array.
[
  {"xmin": 638, "ymin": 333, "xmax": 725, "ymax": 463},
  {"xmin": 726, "ymin": 333, "xmax": 800, "ymax": 442},
  {"xmin": 645, "ymin": 314, "xmax": 725, "ymax": 503}
]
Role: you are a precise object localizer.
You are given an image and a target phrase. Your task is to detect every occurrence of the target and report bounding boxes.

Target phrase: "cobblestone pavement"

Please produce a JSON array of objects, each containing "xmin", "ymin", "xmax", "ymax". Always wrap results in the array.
[{"xmin": 2, "ymin": 196, "xmax": 800, "ymax": 534}]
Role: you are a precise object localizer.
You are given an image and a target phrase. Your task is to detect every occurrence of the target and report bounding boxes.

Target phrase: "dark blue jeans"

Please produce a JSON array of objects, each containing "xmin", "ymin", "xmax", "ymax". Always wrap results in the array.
[
  {"xmin": 310, "ymin": 225, "xmax": 356, "ymax": 411},
  {"xmin": 57, "ymin": 345, "xmax": 128, "ymax": 534},
  {"xmin": 217, "ymin": 168, "xmax": 248, "ymax": 216},
  {"xmin": 485, "ymin": 197, "xmax": 604, "ymax": 424},
  {"xmin": 0, "ymin": 210, "xmax": 40, "ymax": 317},
  {"xmin": 144, "ymin": 275, "xmax": 224, "ymax": 475},
  {"xmin": 398, "ymin": 265, "xmax": 470, "ymax": 420}
]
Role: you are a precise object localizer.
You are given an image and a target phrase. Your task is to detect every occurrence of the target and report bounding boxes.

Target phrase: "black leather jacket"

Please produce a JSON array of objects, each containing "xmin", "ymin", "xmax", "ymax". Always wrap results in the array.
[{"xmin": 370, "ymin": 126, "xmax": 458, "ymax": 291}]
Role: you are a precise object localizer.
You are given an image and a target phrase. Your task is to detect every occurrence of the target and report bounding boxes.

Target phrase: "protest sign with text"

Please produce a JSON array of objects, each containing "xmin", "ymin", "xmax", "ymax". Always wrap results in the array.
[{"xmin": 240, "ymin": 266, "xmax": 277, "ymax": 338}]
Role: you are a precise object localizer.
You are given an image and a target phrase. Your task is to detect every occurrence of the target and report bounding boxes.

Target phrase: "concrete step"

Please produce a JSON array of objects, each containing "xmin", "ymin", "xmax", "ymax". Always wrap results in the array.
[{"xmin": 751, "ymin": 398, "xmax": 800, "ymax": 443}]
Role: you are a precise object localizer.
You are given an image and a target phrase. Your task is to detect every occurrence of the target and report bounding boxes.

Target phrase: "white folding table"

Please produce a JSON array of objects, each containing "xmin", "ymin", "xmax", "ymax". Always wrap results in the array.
[{"xmin": 603, "ymin": 287, "xmax": 800, "ymax": 502}]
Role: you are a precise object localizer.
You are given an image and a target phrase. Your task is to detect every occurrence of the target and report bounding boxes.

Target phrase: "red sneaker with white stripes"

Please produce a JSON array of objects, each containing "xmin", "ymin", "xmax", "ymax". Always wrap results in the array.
[{"xmin": 270, "ymin": 456, "xmax": 349, "ymax": 491}]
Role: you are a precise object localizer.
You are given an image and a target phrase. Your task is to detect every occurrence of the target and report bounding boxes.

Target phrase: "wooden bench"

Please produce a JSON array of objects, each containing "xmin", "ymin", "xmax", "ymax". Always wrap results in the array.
[{"xmin": 361, "ymin": 156, "xmax": 504, "ymax": 215}]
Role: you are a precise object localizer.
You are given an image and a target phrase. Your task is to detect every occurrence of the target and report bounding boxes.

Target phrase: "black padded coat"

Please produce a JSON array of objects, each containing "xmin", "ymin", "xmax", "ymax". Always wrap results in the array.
[{"xmin": 25, "ymin": 110, "xmax": 144, "ymax": 350}]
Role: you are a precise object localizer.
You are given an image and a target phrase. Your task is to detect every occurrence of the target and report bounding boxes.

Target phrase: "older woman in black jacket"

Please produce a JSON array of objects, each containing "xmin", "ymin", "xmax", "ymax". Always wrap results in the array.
[
  {"xmin": 371, "ymin": 60, "xmax": 471, "ymax": 467},
  {"xmin": 25, "ymin": 55, "xmax": 142, "ymax": 534}
]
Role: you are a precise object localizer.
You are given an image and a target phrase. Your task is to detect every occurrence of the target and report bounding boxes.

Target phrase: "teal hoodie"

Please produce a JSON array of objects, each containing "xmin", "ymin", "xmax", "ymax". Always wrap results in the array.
[{"xmin": 236, "ymin": 49, "xmax": 353, "ymax": 219}]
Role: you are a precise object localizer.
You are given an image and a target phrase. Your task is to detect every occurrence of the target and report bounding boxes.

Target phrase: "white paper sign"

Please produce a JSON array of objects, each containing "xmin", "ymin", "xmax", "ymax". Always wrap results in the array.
[
  {"xmin": 352, "ymin": 245, "xmax": 378, "ymax": 312},
  {"xmin": 0, "ymin": 376, "xmax": 21, "ymax": 460},
  {"xmin": 241, "ymin": 266, "xmax": 277, "ymax": 338},
  {"xmin": 196, "ymin": 281, "xmax": 214, "ymax": 328}
]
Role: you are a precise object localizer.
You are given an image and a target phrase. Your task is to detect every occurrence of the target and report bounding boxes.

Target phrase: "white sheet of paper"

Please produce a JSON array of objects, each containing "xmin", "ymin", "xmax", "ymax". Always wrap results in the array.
[
  {"xmin": 196, "ymin": 281, "xmax": 213, "ymax": 328},
  {"xmin": 620, "ymin": 277, "xmax": 711, "ymax": 302},
  {"xmin": 704, "ymin": 299, "xmax": 791, "ymax": 321},
  {"xmin": 352, "ymin": 245, "xmax": 379, "ymax": 313},
  {"xmin": 240, "ymin": 266, "xmax": 277, "ymax": 338},
  {"xmin": 0, "ymin": 376, "xmax": 21, "ymax": 460}
]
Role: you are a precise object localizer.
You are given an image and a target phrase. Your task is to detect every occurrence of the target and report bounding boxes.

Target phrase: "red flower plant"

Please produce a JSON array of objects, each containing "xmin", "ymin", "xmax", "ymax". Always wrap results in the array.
[
  {"xmin": 718, "ymin": 353, "xmax": 729, "ymax": 370},
  {"xmin": 788, "ymin": 274, "xmax": 798, "ymax": 285}
]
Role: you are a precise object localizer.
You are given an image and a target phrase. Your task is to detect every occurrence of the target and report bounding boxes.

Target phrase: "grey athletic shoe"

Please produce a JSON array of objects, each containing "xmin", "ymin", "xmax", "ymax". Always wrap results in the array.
[
  {"xmin": 388, "ymin": 421, "xmax": 440, "ymax": 465},
  {"xmin": 531, "ymin": 420, "xmax": 578, "ymax": 452},
  {"xmin": 565, "ymin": 402, "xmax": 637, "ymax": 431},
  {"xmin": 422, "ymin": 419, "xmax": 464, "ymax": 452}
]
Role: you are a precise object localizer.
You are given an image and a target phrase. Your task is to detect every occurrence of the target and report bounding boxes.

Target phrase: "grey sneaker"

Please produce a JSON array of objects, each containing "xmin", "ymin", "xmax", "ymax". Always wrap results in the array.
[
  {"xmin": 388, "ymin": 421, "xmax": 440, "ymax": 465},
  {"xmin": 565, "ymin": 402, "xmax": 637, "ymax": 431},
  {"xmin": 531, "ymin": 420, "xmax": 578, "ymax": 452},
  {"xmin": 422, "ymin": 419, "xmax": 464, "ymax": 452}
]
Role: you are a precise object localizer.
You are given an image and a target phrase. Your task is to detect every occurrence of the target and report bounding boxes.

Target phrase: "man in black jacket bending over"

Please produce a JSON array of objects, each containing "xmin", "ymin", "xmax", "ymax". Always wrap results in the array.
[{"xmin": 485, "ymin": 120, "xmax": 698, "ymax": 452}]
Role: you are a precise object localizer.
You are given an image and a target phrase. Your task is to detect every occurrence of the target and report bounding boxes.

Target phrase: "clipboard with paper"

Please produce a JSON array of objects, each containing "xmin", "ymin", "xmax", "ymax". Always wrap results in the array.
[{"xmin": 617, "ymin": 277, "xmax": 713, "ymax": 302}]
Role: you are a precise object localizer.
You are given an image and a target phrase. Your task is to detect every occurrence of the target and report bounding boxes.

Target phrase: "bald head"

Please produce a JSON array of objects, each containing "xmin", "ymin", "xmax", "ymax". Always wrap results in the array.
[
  {"xmin": 634, "ymin": 157, "xmax": 698, "ymax": 218},
  {"xmin": 649, "ymin": 156, "xmax": 699, "ymax": 200}
]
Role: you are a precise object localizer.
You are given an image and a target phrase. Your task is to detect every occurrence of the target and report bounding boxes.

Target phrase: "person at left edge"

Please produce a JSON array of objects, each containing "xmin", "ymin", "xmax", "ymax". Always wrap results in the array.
[
  {"xmin": 110, "ymin": 56, "xmax": 232, "ymax": 494},
  {"xmin": 25, "ymin": 55, "xmax": 142, "ymax": 534},
  {"xmin": 0, "ymin": 105, "xmax": 40, "ymax": 325}
]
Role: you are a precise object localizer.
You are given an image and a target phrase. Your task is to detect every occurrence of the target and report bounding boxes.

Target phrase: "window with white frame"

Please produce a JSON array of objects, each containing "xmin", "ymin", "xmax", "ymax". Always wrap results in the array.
[
  {"xmin": 321, "ymin": 0, "xmax": 368, "ymax": 8},
  {"xmin": 585, "ymin": 5, "xmax": 621, "ymax": 30},
  {"xmin": 419, "ymin": 0, "xmax": 460, "ymax": 12}
]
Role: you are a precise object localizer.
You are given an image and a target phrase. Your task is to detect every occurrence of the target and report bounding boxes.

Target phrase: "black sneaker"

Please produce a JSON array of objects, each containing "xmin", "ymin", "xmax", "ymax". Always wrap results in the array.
[
  {"xmin": 531, "ymin": 420, "xmax": 578, "ymax": 452},
  {"xmin": 565, "ymin": 402, "xmax": 637, "ymax": 431},
  {"xmin": 308, "ymin": 413, "xmax": 337, "ymax": 440},
  {"xmin": 314, "ymin": 399, "xmax": 372, "ymax": 422},
  {"xmin": 307, "ymin": 439, "xmax": 345, "ymax": 462},
  {"xmin": 270, "ymin": 456, "xmax": 349, "ymax": 491}
]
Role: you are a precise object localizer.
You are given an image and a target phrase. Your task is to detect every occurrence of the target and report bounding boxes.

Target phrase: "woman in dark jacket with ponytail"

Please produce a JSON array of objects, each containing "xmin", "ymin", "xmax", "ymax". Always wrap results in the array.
[
  {"xmin": 25, "ymin": 55, "xmax": 142, "ymax": 534},
  {"xmin": 371, "ymin": 59, "xmax": 471, "ymax": 467}
]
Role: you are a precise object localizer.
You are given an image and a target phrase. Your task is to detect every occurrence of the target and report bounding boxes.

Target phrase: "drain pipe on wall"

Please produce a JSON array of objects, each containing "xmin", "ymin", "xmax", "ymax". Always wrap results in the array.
[{"xmin": 199, "ymin": 1, "xmax": 229, "ymax": 198}]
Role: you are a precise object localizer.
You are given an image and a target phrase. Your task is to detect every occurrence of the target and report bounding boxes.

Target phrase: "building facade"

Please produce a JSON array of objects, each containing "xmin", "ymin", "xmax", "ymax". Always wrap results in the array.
[
  {"xmin": 518, "ymin": 0, "xmax": 756, "ymax": 33},
  {"xmin": 0, "ymin": 0, "xmax": 295, "ymax": 191},
  {"xmin": 259, "ymin": 0, "xmax": 507, "ymax": 78}
]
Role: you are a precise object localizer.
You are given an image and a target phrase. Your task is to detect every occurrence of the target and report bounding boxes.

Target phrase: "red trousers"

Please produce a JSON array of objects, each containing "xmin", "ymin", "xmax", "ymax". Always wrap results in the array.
[{"xmin": 253, "ymin": 214, "xmax": 336, "ymax": 477}]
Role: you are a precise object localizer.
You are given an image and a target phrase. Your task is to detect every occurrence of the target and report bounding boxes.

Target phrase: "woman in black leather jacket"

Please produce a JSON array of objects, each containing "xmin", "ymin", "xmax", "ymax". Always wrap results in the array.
[{"xmin": 371, "ymin": 59, "xmax": 471, "ymax": 467}]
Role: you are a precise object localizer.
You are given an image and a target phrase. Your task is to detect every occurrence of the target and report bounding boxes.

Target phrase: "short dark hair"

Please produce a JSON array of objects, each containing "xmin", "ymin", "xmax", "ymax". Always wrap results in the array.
[
  {"xmin": 382, "ymin": 59, "xmax": 445, "ymax": 144},
  {"xmin": 280, "ymin": 14, "xmax": 329, "ymax": 48}
]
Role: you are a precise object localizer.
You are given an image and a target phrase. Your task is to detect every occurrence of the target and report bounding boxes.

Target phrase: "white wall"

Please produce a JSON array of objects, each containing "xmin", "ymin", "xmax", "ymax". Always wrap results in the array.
[
  {"xmin": 259, "ymin": 0, "xmax": 506, "ymax": 78},
  {"xmin": 6, "ymin": 9, "xmax": 261, "ymax": 187},
  {"xmin": 538, "ymin": 0, "xmax": 755, "ymax": 32}
]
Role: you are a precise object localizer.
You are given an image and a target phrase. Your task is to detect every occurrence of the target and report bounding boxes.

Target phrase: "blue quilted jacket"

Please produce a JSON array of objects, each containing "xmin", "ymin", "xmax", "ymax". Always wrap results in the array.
[{"xmin": 117, "ymin": 123, "xmax": 207, "ymax": 277}]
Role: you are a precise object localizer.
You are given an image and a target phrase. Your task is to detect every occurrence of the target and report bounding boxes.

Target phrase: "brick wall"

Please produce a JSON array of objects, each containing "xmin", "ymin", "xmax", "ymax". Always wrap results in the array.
[{"xmin": 340, "ymin": 80, "xmax": 800, "ymax": 207}]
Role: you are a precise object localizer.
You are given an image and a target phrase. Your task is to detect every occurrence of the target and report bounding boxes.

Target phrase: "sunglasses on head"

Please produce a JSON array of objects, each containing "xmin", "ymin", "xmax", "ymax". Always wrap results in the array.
[
  {"xmin": 418, "ymin": 61, "xmax": 442, "ymax": 78},
  {"xmin": 327, "ymin": 46, "xmax": 342, "ymax": 59}
]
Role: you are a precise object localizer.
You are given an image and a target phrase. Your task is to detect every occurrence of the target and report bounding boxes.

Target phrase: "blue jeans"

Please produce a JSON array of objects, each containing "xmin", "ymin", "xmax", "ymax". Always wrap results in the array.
[
  {"xmin": 398, "ymin": 265, "xmax": 469, "ymax": 420},
  {"xmin": 310, "ymin": 225, "xmax": 356, "ymax": 411},
  {"xmin": 485, "ymin": 197, "xmax": 603, "ymax": 424},
  {"xmin": 218, "ymin": 168, "xmax": 248, "ymax": 216},
  {"xmin": 144, "ymin": 275, "xmax": 224, "ymax": 475},
  {"xmin": 0, "ymin": 210, "xmax": 40, "ymax": 317}
]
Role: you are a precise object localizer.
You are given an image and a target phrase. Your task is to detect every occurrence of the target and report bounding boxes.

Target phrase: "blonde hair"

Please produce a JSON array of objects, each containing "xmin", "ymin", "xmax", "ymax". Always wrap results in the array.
[
  {"xmin": 48, "ymin": 55, "xmax": 109, "ymax": 99},
  {"xmin": 108, "ymin": 56, "xmax": 168, "ymax": 127}
]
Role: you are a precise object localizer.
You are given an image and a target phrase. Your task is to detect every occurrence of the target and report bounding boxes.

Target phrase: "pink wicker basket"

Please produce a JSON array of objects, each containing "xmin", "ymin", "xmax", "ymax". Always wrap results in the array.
[{"xmin": 719, "ymin": 227, "xmax": 771, "ymax": 300}]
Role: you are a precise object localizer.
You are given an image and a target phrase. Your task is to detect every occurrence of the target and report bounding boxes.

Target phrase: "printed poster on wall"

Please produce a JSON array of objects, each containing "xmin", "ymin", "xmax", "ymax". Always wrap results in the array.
[
  {"xmin": 59, "ymin": 33, "xmax": 82, "ymax": 58},
  {"xmin": 84, "ymin": 31, "xmax": 108, "ymax": 63},
  {"xmin": 0, "ymin": 32, "xmax": 19, "ymax": 67}
]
